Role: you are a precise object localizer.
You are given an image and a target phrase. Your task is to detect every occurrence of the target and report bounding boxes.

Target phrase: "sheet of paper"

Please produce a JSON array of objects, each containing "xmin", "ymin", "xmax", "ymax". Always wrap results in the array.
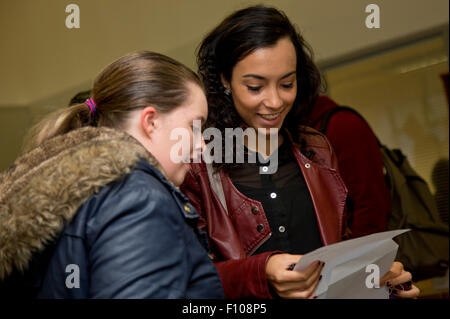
[{"xmin": 293, "ymin": 229, "xmax": 410, "ymax": 299}]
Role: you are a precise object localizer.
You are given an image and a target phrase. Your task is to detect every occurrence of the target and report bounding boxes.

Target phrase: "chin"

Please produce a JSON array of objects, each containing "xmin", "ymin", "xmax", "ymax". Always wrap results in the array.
[
  {"xmin": 171, "ymin": 175, "xmax": 182, "ymax": 187},
  {"xmin": 174, "ymin": 168, "xmax": 189, "ymax": 187},
  {"xmin": 258, "ymin": 122, "xmax": 284, "ymax": 133}
]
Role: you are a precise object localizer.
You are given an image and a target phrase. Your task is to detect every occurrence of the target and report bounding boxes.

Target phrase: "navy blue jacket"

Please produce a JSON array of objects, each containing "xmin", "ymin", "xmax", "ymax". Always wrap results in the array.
[{"xmin": 36, "ymin": 160, "xmax": 224, "ymax": 298}]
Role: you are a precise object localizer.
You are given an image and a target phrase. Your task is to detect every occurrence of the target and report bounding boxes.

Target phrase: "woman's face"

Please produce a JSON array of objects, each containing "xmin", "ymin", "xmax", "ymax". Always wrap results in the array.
[
  {"xmin": 224, "ymin": 37, "xmax": 297, "ymax": 134},
  {"xmin": 151, "ymin": 82, "xmax": 207, "ymax": 186}
]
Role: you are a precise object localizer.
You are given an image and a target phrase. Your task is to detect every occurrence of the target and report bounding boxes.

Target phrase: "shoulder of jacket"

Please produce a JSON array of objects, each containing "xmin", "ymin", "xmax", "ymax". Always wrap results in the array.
[
  {"xmin": 111, "ymin": 166, "xmax": 175, "ymax": 203},
  {"xmin": 126, "ymin": 166, "xmax": 199, "ymax": 220},
  {"xmin": 82, "ymin": 168, "xmax": 189, "ymax": 235},
  {"xmin": 298, "ymin": 125, "xmax": 334, "ymax": 153}
]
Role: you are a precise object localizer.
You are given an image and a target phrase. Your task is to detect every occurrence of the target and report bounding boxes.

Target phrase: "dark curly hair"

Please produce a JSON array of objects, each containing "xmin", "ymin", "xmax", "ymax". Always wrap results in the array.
[{"xmin": 197, "ymin": 5, "xmax": 323, "ymax": 172}]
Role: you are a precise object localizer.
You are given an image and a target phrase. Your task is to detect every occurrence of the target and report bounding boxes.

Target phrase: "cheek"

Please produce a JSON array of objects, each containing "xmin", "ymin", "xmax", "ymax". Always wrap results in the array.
[
  {"xmin": 284, "ymin": 95, "xmax": 296, "ymax": 112},
  {"xmin": 166, "ymin": 138, "xmax": 191, "ymax": 185},
  {"xmin": 283, "ymin": 87, "xmax": 297, "ymax": 105},
  {"xmin": 233, "ymin": 92, "xmax": 260, "ymax": 114}
]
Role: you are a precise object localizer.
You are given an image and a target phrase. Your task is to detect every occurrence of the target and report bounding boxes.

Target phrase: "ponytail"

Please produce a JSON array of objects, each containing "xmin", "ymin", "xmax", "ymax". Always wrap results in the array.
[
  {"xmin": 23, "ymin": 102, "xmax": 95, "ymax": 153},
  {"xmin": 22, "ymin": 50, "xmax": 202, "ymax": 153}
]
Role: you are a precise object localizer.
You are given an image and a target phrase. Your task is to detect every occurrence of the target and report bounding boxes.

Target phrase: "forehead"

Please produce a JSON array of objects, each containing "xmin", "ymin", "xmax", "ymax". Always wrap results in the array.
[{"xmin": 232, "ymin": 37, "xmax": 297, "ymax": 78}]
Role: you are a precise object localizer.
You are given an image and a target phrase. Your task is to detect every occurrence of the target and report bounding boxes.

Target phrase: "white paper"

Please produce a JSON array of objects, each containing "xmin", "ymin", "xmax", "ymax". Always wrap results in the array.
[{"xmin": 293, "ymin": 229, "xmax": 410, "ymax": 299}]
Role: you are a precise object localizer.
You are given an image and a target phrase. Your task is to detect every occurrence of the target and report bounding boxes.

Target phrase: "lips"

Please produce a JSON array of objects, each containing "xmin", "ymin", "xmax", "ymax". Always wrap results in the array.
[{"xmin": 258, "ymin": 112, "xmax": 281, "ymax": 120}]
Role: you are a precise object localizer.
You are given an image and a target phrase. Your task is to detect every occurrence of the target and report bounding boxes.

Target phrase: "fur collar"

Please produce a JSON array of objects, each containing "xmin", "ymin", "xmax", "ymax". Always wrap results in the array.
[{"xmin": 0, "ymin": 127, "xmax": 164, "ymax": 280}]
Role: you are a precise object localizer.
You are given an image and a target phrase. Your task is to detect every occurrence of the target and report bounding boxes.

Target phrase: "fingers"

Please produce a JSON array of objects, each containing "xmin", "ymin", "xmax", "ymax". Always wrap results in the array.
[
  {"xmin": 380, "ymin": 261, "xmax": 404, "ymax": 286},
  {"xmin": 286, "ymin": 273, "xmax": 322, "ymax": 299},
  {"xmin": 381, "ymin": 261, "xmax": 420, "ymax": 299},
  {"xmin": 279, "ymin": 266, "xmax": 323, "ymax": 299},
  {"xmin": 303, "ymin": 261, "xmax": 324, "ymax": 289},
  {"xmin": 279, "ymin": 261, "xmax": 324, "ymax": 292},
  {"xmin": 386, "ymin": 270, "xmax": 412, "ymax": 287},
  {"xmin": 273, "ymin": 262, "xmax": 325, "ymax": 298},
  {"xmin": 306, "ymin": 271, "xmax": 323, "ymax": 298},
  {"xmin": 391, "ymin": 284, "xmax": 420, "ymax": 299},
  {"xmin": 290, "ymin": 260, "xmax": 322, "ymax": 281},
  {"xmin": 266, "ymin": 255, "xmax": 324, "ymax": 298},
  {"xmin": 274, "ymin": 259, "xmax": 321, "ymax": 284},
  {"xmin": 300, "ymin": 265, "xmax": 323, "ymax": 298}
]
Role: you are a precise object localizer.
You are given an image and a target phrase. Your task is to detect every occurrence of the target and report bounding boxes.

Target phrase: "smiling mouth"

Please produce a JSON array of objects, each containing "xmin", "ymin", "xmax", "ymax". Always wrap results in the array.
[{"xmin": 258, "ymin": 112, "xmax": 282, "ymax": 120}]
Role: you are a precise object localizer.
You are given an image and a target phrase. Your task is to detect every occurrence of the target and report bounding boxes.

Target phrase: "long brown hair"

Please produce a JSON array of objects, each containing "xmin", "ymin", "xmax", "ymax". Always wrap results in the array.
[{"xmin": 24, "ymin": 51, "xmax": 203, "ymax": 152}]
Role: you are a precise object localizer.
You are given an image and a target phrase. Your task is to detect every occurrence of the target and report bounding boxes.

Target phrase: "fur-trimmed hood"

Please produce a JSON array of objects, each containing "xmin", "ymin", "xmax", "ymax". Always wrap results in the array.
[{"xmin": 0, "ymin": 127, "xmax": 164, "ymax": 280}]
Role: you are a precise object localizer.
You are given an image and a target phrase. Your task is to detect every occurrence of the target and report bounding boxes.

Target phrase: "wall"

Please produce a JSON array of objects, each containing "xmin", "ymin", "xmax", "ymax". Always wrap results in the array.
[
  {"xmin": 0, "ymin": 0, "xmax": 449, "ymax": 170},
  {"xmin": 326, "ymin": 37, "xmax": 449, "ymax": 192}
]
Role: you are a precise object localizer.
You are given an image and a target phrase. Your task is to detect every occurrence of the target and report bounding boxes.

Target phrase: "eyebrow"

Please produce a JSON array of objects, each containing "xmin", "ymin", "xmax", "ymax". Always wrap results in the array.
[{"xmin": 242, "ymin": 71, "xmax": 296, "ymax": 80}]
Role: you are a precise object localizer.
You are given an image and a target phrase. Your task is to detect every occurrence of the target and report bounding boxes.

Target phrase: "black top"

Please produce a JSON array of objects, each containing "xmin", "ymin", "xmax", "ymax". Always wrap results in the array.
[{"xmin": 229, "ymin": 139, "xmax": 323, "ymax": 255}]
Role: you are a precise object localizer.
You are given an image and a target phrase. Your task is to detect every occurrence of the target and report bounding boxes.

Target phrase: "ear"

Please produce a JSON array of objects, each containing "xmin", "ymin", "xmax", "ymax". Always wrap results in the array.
[
  {"xmin": 140, "ymin": 106, "xmax": 159, "ymax": 138},
  {"xmin": 220, "ymin": 74, "xmax": 231, "ymax": 91}
]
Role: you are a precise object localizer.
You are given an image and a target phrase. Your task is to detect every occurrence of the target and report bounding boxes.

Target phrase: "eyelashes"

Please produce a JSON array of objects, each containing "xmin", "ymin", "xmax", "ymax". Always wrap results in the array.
[
  {"xmin": 246, "ymin": 83, "xmax": 294, "ymax": 92},
  {"xmin": 247, "ymin": 86, "xmax": 262, "ymax": 92}
]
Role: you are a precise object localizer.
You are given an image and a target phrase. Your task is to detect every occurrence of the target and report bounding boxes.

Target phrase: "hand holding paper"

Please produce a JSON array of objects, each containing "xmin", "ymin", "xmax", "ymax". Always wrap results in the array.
[
  {"xmin": 293, "ymin": 229, "xmax": 410, "ymax": 299},
  {"xmin": 266, "ymin": 253, "xmax": 324, "ymax": 298}
]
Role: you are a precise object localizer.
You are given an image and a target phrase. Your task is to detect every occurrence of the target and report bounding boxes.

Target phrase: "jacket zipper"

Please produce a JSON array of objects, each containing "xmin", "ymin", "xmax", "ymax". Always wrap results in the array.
[{"xmin": 249, "ymin": 232, "xmax": 272, "ymax": 256}]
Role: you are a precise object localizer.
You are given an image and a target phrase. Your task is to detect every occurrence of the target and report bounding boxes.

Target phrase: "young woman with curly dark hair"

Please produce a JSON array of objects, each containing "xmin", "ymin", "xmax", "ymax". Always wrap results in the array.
[{"xmin": 181, "ymin": 5, "xmax": 419, "ymax": 299}]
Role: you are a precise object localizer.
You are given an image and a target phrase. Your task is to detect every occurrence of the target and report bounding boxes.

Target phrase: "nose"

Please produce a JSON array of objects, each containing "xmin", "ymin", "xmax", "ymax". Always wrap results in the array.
[
  {"xmin": 201, "ymin": 137, "xmax": 206, "ymax": 152},
  {"xmin": 264, "ymin": 87, "xmax": 283, "ymax": 110},
  {"xmin": 191, "ymin": 129, "xmax": 205, "ymax": 161},
  {"xmin": 196, "ymin": 135, "xmax": 206, "ymax": 154}
]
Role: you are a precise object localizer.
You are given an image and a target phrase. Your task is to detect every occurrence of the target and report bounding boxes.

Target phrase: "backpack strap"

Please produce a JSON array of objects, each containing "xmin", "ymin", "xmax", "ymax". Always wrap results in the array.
[{"xmin": 205, "ymin": 162, "xmax": 229, "ymax": 215}]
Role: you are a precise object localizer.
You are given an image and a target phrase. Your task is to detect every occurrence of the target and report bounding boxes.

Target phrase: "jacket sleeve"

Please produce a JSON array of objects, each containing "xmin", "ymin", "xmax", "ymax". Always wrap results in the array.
[
  {"xmin": 86, "ymin": 174, "xmax": 190, "ymax": 298},
  {"xmin": 325, "ymin": 111, "xmax": 391, "ymax": 238},
  {"xmin": 181, "ymin": 168, "xmax": 280, "ymax": 298},
  {"xmin": 214, "ymin": 252, "xmax": 282, "ymax": 298}
]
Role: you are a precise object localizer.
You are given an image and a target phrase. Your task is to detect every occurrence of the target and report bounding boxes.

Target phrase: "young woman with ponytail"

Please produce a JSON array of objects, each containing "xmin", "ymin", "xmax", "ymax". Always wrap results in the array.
[{"xmin": 0, "ymin": 51, "xmax": 223, "ymax": 299}]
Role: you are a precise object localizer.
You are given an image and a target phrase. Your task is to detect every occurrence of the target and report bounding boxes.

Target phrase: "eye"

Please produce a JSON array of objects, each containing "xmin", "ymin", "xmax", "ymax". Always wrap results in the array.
[
  {"xmin": 247, "ymin": 85, "xmax": 262, "ymax": 92},
  {"xmin": 281, "ymin": 83, "xmax": 294, "ymax": 89}
]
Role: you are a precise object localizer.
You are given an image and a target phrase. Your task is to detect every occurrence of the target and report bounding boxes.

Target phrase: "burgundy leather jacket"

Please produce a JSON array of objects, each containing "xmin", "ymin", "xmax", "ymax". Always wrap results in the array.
[{"xmin": 181, "ymin": 126, "xmax": 348, "ymax": 298}]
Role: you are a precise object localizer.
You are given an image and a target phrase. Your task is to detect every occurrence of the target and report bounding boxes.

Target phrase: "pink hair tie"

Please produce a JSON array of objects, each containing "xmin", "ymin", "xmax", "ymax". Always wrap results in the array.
[{"xmin": 84, "ymin": 98, "xmax": 96, "ymax": 116}]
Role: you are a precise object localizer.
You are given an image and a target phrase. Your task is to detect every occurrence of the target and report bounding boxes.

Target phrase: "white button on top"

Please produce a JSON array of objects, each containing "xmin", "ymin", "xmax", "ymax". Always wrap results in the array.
[
  {"xmin": 305, "ymin": 163, "xmax": 311, "ymax": 168},
  {"xmin": 270, "ymin": 192, "xmax": 277, "ymax": 199},
  {"xmin": 278, "ymin": 226, "xmax": 286, "ymax": 233},
  {"xmin": 262, "ymin": 166, "xmax": 268, "ymax": 173}
]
